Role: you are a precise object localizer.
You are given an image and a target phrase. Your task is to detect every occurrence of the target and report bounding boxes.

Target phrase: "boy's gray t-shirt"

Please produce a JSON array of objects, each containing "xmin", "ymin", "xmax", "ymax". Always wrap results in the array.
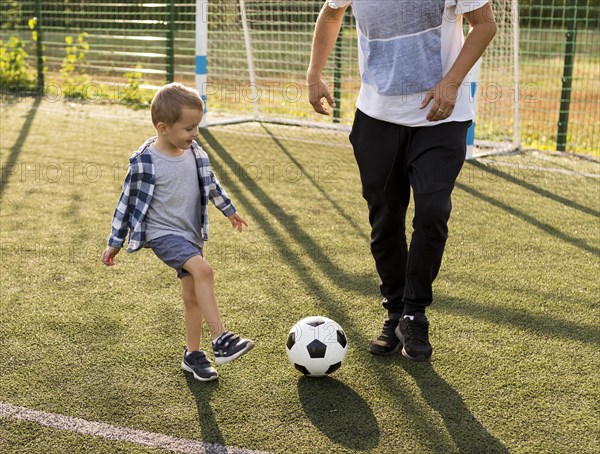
[{"xmin": 145, "ymin": 145, "xmax": 203, "ymax": 248}]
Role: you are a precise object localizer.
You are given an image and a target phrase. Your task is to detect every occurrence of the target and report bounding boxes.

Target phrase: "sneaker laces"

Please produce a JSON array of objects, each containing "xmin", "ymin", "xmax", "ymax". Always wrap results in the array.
[
  {"xmin": 405, "ymin": 318, "xmax": 428, "ymax": 344},
  {"xmin": 379, "ymin": 319, "xmax": 398, "ymax": 340}
]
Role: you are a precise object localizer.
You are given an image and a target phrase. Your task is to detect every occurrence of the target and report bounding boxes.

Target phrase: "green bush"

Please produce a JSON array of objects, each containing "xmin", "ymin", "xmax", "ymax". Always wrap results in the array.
[
  {"xmin": 121, "ymin": 65, "xmax": 149, "ymax": 105},
  {"xmin": 60, "ymin": 32, "xmax": 90, "ymax": 99},
  {"xmin": 0, "ymin": 35, "xmax": 35, "ymax": 92},
  {"xmin": 1, "ymin": 0, "xmax": 22, "ymax": 31}
]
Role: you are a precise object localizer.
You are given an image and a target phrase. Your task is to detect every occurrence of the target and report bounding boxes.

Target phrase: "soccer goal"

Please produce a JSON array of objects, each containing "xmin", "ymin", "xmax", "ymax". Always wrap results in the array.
[{"xmin": 196, "ymin": 0, "xmax": 520, "ymax": 157}]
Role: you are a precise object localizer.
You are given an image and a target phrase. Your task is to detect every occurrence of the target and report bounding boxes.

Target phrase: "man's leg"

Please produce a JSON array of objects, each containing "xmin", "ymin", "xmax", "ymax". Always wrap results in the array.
[
  {"xmin": 350, "ymin": 109, "xmax": 411, "ymax": 354},
  {"xmin": 396, "ymin": 120, "xmax": 470, "ymax": 361}
]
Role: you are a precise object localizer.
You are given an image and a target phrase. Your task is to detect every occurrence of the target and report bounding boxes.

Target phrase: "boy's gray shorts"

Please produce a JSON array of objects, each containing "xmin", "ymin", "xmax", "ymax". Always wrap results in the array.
[{"xmin": 146, "ymin": 234, "xmax": 203, "ymax": 279}]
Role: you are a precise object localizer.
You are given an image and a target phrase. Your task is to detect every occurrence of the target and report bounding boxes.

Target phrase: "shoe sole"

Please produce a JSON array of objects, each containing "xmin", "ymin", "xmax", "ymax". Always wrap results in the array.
[
  {"xmin": 214, "ymin": 341, "xmax": 255, "ymax": 365},
  {"xmin": 395, "ymin": 326, "xmax": 431, "ymax": 362},
  {"xmin": 401, "ymin": 347, "xmax": 431, "ymax": 362},
  {"xmin": 181, "ymin": 361, "xmax": 218, "ymax": 382}
]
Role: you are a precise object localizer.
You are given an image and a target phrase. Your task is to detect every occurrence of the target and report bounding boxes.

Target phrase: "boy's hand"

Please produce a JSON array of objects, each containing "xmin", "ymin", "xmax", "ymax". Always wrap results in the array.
[
  {"xmin": 228, "ymin": 213, "xmax": 248, "ymax": 232},
  {"xmin": 101, "ymin": 246, "xmax": 121, "ymax": 266}
]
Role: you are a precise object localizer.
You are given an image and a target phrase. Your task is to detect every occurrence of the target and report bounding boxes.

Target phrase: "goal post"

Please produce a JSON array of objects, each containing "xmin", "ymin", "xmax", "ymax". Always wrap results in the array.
[
  {"xmin": 196, "ymin": 0, "xmax": 208, "ymax": 124},
  {"xmin": 467, "ymin": 0, "xmax": 521, "ymax": 159},
  {"xmin": 239, "ymin": 0, "xmax": 260, "ymax": 119},
  {"xmin": 511, "ymin": 0, "xmax": 520, "ymax": 151},
  {"xmin": 473, "ymin": 0, "xmax": 520, "ymax": 155}
]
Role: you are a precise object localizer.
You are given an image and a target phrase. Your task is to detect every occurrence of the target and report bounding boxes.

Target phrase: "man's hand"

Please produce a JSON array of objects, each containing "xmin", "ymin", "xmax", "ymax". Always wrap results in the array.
[
  {"xmin": 420, "ymin": 79, "xmax": 460, "ymax": 122},
  {"xmin": 308, "ymin": 79, "xmax": 336, "ymax": 115},
  {"xmin": 101, "ymin": 246, "xmax": 121, "ymax": 266},
  {"xmin": 306, "ymin": 3, "xmax": 346, "ymax": 116},
  {"xmin": 228, "ymin": 213, "xmax": 248, "ymax": 232}
]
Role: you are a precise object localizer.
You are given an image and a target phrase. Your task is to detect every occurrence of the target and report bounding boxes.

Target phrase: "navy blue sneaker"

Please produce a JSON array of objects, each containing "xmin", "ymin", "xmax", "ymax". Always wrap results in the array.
[
  {"xmin": 212, "ymin": 331, "xmax": 254, "ymax": 365},
  {"xmin": 395, "ymin": 314, "xmax": 432, "ymax": 362},
  {"xmin": 181, "ymin": 349, "xmax": 218, "ymax": 381}
]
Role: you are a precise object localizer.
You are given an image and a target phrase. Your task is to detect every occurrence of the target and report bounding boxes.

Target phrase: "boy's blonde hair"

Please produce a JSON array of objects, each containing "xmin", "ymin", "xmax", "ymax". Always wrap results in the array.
[{"xmin": 150, "ymin": 82, "xmax": 205, "ymax": 126}]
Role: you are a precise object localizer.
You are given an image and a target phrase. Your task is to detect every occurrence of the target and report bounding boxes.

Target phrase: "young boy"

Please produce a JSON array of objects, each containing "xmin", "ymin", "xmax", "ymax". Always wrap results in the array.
[{"xmin": 101, "ymin": 82, "xmax": 254, "ymax": 381}]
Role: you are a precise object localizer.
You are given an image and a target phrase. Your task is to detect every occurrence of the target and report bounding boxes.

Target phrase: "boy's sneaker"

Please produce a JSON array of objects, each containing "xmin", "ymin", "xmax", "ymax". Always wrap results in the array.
[
  {"xmin": 395, "ymin": 313, "xmax": 432, "ymax": 362},
  {"xmin": 212, "ymin": 331, "xmax": 254, "ymax": 365},
  {"xmin": 181, "ymin": 349, "xmax": 218, "ymax": 381},
  {"xmin": 369, "ymin": 316, "xmax": 401, "ymax": 356}
]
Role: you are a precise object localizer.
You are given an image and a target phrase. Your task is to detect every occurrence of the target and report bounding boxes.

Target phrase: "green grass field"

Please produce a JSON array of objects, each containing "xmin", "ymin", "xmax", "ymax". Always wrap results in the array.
[{"xmin": 1, "ymin": 99, "xmax": 599, "ymax": 453}]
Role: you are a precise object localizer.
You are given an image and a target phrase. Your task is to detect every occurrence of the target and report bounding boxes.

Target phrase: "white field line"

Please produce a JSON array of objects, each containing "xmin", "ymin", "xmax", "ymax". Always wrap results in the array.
[
  {"xmin": 1, "ymin": 402, "xmax": 268, "ymax": 454},
  {"xmin": 477, "ymin": 158, "xmax": 600, "ymax": 178}
]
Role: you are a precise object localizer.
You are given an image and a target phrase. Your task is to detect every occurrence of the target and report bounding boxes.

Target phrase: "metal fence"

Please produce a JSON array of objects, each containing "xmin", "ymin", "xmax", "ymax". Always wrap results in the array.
[
  {"xmin": 1, "ymin": 0, "xmax": 598, "ymax": 154},
  {"xmin": 1, "ymin": 1, "xmax": 197, "ymax": 90},
  {"xmin": 519, "ymin": 2, "xmax": 599, "ymax": 154}
]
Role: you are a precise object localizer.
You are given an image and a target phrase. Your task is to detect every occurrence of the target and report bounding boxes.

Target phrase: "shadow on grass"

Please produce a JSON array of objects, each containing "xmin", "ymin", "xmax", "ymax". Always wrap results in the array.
[
  {"xmin": 455, "ymin": 181, "xmax": 599, "ymax": 257},
  {"xmin": 184, "ymin": 373, "xmax": 225, "ymax": 447},
  {"xmin": 0, "ymin": 98, "xmax": 40, "ymax": 202},
  {"xmin": 400, "ymin": 361, "xmax": 509, "ymax": 454},
  {"xmin": 470, "ymin": 160, "xmax": 600, "ymax": 218},
  {"xmin": 441, "ymin": 268, "xmax": 594, "ymax": 313},
  {"xmin": 259, "ymin": 123, "xmax": 369, "ymax": 242},
  {"xmin": 297, "ymin": 376, "xmax": 379, "ymax": 451},
  {"xmin": 437, "ymin": 293, "xmax": 600, "ymax": 347},
  {"xmin": 199, "ymin": 129, "xmax": 375, "ymax": 298}
]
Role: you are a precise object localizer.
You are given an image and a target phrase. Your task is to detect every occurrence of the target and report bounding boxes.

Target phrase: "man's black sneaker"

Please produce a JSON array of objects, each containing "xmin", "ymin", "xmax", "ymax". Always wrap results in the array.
[
  {"xmin": 181, "ymin": 349, "xmax": 218, "ymax": 381},
  {"xmin": 395, "ymin": 313, "xmax": 432, "ymax": 362},
  {"xmin": 212, "ymin": 331, "xmax": 254, "ymax": 365},
  {"xmin": 369, "ymin": 316, "xmax": 401, "ymax": 356}
]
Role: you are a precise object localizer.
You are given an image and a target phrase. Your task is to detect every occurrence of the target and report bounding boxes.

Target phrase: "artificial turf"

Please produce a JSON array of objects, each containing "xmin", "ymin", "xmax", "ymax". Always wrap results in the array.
[{"xmin": 1, "ymin": 99, "xmax": 598, "ymax": 453}]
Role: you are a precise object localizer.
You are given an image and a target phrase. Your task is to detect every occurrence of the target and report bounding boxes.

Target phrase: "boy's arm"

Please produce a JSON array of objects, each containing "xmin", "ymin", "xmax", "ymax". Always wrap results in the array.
[
  {"xmin": 107, "ymin": 165, "xmax": 135, "ymax": 248},
  {"xmin": 207, "ymin": 168, "xmax": 247, "ymax": 232},
  {"xmin": 421, "ymin": 1, "xmax": 497, "ymax": 121},
  {"xmin": 208, "ymin": 170, "xmax": 236, "ymax": 217},
  {"xmin": 307, "ymin": 2, "xmax": 349, "ymax": 115}
]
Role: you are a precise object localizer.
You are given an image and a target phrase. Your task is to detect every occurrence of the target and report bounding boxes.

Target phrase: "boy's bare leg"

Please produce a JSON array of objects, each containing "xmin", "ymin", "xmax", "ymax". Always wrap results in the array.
[
  {"xmin": 183, "ymin": 255, "xmax": 225, "ymax": 340},
  {"xmin": 180, "ymin": 275, "xmax": 204, "ymax": 351}
]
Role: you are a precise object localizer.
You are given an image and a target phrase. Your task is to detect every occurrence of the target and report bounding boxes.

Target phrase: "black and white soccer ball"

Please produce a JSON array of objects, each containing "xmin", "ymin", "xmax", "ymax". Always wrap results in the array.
[{"xmin": 286, "ymin": 316, "xmax": 348, "ymax": 377}]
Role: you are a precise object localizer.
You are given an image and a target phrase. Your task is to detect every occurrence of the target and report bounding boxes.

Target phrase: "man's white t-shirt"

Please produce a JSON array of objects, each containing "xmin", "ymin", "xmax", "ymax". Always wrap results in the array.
[{"xmin": 327, "ymin": 0, "xmax": 489, "ymax": 127}]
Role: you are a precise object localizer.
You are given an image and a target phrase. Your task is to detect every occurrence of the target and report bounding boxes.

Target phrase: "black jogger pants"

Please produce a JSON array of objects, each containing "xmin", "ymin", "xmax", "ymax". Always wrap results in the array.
[{"xmin": 349, "ymin": 109, "xmax": 471, "ymax": 314}]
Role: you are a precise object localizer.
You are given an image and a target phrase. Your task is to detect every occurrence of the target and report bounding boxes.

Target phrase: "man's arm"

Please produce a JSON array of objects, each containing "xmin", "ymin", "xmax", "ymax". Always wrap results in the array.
[
  {"xmin": 306, "ymin": 3, "xmax": 349, "ymax": 115},
  {"xmin": 447, "ymin": 3, "xmax": 497, "ymax": 87},
  {"xmin": 422, "ymin": 2, "xmax": 497, "ymax": 122}
]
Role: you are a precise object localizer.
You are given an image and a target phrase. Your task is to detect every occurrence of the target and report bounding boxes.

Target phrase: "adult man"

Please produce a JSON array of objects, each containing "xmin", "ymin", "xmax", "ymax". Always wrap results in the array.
[{"xmin": 307, "ymin": 1, "xmax": 496, "ymax": 360}]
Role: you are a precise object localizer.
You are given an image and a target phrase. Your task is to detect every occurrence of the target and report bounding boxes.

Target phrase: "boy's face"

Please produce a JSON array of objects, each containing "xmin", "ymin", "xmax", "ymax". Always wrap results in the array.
[{"xmin": 160, "ymin": 107, "xmax": 203, "ymax": 150}]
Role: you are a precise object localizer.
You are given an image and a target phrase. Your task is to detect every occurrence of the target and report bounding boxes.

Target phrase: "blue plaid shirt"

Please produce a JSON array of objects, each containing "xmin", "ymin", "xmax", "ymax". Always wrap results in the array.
[{"xmin": 108, "ymin": 137, "xmax": 236, "ymax": 252}]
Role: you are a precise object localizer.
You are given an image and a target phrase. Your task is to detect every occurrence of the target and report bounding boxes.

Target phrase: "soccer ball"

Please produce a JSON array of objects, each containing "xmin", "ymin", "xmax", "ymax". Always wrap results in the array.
[{"xmin": 286, "ymin": 316, "xmax": 348, "ymax": 377}]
